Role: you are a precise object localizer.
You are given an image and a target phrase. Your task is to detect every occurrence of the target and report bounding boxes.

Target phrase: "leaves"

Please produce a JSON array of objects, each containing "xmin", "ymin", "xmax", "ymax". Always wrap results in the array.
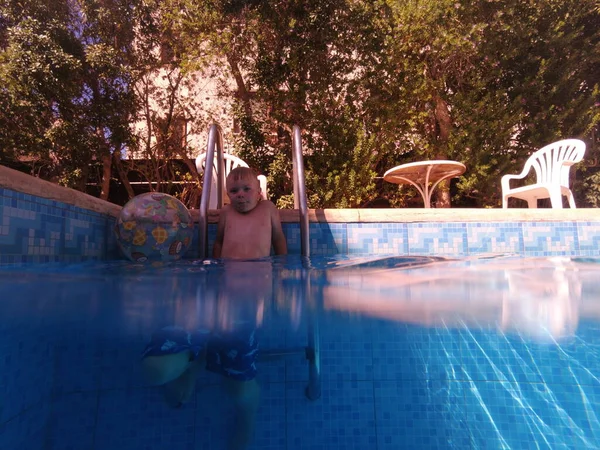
[{"xmin": 2, "ymin": 0, "xmax": 599, "ymax": 207}]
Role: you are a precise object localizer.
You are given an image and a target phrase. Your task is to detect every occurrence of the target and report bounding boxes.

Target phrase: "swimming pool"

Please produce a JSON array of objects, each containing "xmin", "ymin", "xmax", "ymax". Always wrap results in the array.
[
  {"xmin": 1, "ymin": 254, "xmax": 600, "ymax": 450},
  {"xmin": 2, "ymin": 165, "xmax": 600, "ymax": 449}
]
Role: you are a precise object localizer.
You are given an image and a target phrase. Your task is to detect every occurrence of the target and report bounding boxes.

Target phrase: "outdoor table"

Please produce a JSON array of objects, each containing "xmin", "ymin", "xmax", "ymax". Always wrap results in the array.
[{"xmin": 383, "ymin": 160, "xmax": 466, "ymax": 208}]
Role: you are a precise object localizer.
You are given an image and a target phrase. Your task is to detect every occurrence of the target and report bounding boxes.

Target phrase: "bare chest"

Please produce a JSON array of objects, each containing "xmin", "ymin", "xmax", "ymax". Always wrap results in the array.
[{"xmin": 221, "ymin": 210, "xmax": 272, "ymax": 258}]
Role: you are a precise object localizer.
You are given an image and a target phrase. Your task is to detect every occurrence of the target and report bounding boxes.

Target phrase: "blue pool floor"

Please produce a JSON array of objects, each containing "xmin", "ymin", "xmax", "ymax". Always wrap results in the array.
[
  {"xmin": 2, "ymin": 257, "xmax": 600, "ymax": 449},
  {"xmin": 3, "ymin": 314, "xmax": 600, "ymax": 449}
]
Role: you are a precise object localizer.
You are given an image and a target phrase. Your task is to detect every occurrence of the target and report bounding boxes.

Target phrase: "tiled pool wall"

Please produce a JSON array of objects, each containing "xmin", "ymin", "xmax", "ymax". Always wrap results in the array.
[
  {"xmin": 2, "ymin": 186, "xmax": 600, "ymax": 265},
  {"xmin": 0, "ymin": 187, "xmax": 119, "ymax": 264}
]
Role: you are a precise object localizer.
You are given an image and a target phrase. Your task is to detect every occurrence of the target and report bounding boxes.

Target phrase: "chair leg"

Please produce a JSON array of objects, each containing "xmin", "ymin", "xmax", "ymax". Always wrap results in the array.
[
  {"xmin": 502, "ymin": 196, "xmax": 508, "ymax": 209},
  {"xmin": 526, "ymin": 198, "xmax": 538, "ymax": 208},
  {"xmin": 566, "ymin": 191, "xmax": 577, "ymax": 208},
  {"xmin": 549, "ymin": 190, "xmax": 564, "ymax": 209}
]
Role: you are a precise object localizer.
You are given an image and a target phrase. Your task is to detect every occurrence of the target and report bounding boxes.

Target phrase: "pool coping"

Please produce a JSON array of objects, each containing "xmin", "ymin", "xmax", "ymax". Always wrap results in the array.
[{"xmin": 2, "ymin": 164, "xmax": 599, "ymax": 223}]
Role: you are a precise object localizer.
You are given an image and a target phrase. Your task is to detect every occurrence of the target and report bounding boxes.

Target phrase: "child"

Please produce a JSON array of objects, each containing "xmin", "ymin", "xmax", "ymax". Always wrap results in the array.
[
  {"xmin": 213, "ymin": 166, "xmax": 287, "ymax": 259},
  {"xmin": 141, "ymin": 166, "xmax": 287, "ymax": 450}
]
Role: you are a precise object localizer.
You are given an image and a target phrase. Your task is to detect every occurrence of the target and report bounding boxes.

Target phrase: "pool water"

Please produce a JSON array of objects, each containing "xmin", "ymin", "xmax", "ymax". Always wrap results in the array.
[{"xmin": 1, "ymin": 255, "xmax": 600, "ymax": 450}]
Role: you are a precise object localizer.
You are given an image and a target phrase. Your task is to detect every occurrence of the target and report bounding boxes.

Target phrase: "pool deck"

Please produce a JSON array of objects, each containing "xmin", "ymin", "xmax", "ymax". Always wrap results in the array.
[{"xmin": 1, "ymin": 164, "xmax": 599, "ymax": 223}]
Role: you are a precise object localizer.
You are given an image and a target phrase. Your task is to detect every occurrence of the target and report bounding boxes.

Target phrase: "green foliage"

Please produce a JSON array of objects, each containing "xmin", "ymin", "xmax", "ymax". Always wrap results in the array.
[
  {"xmin": 270, "ymin": 151, "xmax": 295, "ymax": 209},
  {"xmin": 231, "ymin": 100, "xmax": 273, "ymax": 173},
  {"xmin": 582, "ymin": 164, "xmax": 600, "ymax": 208},
  {"xmin": 0, "ymin": 0, "xmax": 153, "ymax": 191},
  {"xmin": 305, "ymin": 126, "xmax": 378, "ymax": 208},
  {"xmin": 2, "ymin": 0, "xmax": 599, "ymax": 207}
]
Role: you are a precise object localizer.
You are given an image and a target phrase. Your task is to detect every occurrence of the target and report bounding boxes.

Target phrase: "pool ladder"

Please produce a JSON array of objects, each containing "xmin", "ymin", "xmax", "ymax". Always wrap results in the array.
[{"xmin": 198, "ymin": 124, "xmax": 321, "ymax": 400}]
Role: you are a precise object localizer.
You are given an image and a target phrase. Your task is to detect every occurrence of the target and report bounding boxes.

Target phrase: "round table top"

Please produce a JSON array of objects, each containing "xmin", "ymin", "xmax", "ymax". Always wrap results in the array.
[{"xmin": 383, "ymin": 160, "xmax": 466, "ymax": 185}]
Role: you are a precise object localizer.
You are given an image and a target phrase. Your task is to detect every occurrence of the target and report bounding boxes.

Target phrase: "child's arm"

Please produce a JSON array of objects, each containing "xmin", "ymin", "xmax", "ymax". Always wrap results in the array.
[
  {"xmin": 212, "ymin": 209, "xmax": 226, "ymax": 258},
  {"xmin": 270, "ymin": 206, "xmax": 287, "ymax": 255}
]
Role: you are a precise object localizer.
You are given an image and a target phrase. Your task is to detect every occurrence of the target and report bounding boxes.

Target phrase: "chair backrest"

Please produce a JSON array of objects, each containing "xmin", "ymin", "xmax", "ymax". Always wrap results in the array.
[
  {"xmin": 195, "ymin": 152, "xmax": 267, "ymax": 208},
  {"xmin": 196, "ymin": 152, "xmax": 250, "ymax": 177},
  {"xmin": 524, "ymin": 139, "xmax": 586, "ymax": 188}
]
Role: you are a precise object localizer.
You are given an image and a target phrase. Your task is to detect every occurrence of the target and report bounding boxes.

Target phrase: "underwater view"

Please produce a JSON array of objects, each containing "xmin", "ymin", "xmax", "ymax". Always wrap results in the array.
[{"xmin": 1, "ymin": 254, "xmax": 600, "ymax": 450}]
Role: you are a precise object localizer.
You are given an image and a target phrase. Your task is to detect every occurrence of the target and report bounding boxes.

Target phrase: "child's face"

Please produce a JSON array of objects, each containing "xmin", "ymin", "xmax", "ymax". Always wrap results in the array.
[{"xmin": 226, "ymin": 175, "xmax": 261, "ymax": 213}]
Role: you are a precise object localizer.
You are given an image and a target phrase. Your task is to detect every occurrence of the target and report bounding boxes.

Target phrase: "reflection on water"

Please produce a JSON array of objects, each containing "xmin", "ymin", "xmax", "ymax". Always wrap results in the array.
[
  {"xmin": 4, "ymin": 254, "xmax": 591, "ymax": 343},
  {"xmin": 2, "ymin": 254, "xmax": 600, "ymax": 450},
  {"xmin": 323, "ymin": 256, "xmax": 588, "ymax": 343}
]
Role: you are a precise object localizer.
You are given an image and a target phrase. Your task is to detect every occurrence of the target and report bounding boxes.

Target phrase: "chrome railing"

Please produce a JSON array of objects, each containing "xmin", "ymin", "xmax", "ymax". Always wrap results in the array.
[
  {"xmin": 292, "ymin": 125, "xmax": 310, "ymax": 258},
  {"xmin": 291, "ymin": 125, "xmax": 320, "ymax": 400},
  {"xmin": 198, "ymin": 124, "xmax": 225, "ymax": 259}
]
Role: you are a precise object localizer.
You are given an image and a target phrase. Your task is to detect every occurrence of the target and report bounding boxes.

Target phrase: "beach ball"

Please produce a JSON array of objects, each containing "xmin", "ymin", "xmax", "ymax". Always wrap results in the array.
[{"xmin": 115, "ymin": 192, "xmax": 194, "ymax": 262}]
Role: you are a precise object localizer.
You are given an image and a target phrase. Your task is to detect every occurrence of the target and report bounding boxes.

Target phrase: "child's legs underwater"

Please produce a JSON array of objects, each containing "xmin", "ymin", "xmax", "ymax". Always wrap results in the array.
[
  {"xmin": 223, "ymin": 377, "xmax": 260, "ymax": 450},
  {"xmin": 141, "ymin": 326, "xmax": 208, "ymax": 407},
  {"xmin": 206, "ymin": 325, "xmax": 260, "ymax": 450},
  {"xmin": 141, "ymin": 324, "xmax": 261, "ymax": 449}
]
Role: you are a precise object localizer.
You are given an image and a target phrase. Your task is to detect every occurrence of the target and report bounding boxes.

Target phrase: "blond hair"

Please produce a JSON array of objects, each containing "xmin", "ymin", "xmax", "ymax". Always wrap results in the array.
[{"xmin": 227, "ymin": 166, "xmax": 259, "ymax": 183}]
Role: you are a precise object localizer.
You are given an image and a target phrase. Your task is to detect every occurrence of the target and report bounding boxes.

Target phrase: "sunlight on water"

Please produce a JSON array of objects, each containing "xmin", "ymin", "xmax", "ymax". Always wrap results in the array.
[{"xmin": 1, "ymin": 254, "xmax": 600, "ymax": 449}]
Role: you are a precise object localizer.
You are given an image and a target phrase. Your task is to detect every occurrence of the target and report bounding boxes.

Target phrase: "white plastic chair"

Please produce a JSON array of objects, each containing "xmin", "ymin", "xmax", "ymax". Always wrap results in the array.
[
  {"xmin": 501, "ymin": 139, "xmax": 586, "ymax": 209},
  {"xmin": 195, "ymin": 152, "xmax": 268, "ymax": 209}
]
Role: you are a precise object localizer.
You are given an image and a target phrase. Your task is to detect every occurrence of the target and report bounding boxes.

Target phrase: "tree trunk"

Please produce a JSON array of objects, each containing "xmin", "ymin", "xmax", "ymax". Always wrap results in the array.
[
  {"xmin": 433, "ymin": 94, "xmax": 452, "ymax": 208},
  {"xmin": 227, "ymin": 52, "xmax": 253, "ymax": 118},
  {"xmin": 100, "ymin": 151, "xmax": 112, "ymax": 201},
  {"xmin": 113, "ymin": 149, "xmax": 135, "ymax": 200}
]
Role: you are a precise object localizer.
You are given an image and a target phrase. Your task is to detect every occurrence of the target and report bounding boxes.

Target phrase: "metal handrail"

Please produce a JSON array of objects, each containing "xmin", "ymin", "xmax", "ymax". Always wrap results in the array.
[
  {"xmin": 198, "ymin": 124, "xmax": 225, "ymax": 259},
  {"xmin": 292, "ymin": 125, "xmax": 310, "ymax": 258},
  {"xmin": 291, "ymin": 125, "xmax": 320, "ymax": 400},
  {"xmin": 197, "ymin": 123, "xmax": 319, "ymax": 400}
]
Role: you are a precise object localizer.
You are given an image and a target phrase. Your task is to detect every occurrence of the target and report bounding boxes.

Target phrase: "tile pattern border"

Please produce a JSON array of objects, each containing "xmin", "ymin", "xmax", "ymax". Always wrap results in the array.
[{"xmin": 2, "ymin": 186, "xmax": 599, "ymax": 264}]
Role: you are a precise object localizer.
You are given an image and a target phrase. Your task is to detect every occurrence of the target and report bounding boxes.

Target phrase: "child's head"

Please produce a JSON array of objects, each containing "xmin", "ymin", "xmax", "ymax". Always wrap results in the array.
[{"xmin": 225, "ymin": 167, "xmax": 262, "ymax": 213}]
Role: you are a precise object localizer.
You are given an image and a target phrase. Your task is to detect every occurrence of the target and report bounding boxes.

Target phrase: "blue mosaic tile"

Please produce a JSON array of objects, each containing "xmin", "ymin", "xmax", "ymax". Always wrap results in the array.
[
  {"xmin": 254, "ymin": 307, "xmax": 290, "ymax": 385},
  {"xmin": 466, "ymin": 380, "xmax": 576, "ymax": 449},
  {"xmin": 286, "ymin": 379, "xmax": 377, "ymax": 450},
  {"xmin": 346, "ymin": 223, "xmax": 407, "ymax": 255},
  {"xmin": 194, "ymin": 380, "xmax": 286, "ymax": 450},
  {"xmin": 407, "ymin": 222, "xmax": 468, "ymax": 256},
  {"xmin": 52, "ymin": 339, "xmax": 103, "ymax": 396},
  {"xmin": 96, "ymin": 342, "xmax": 147, "ymax": 392},
  {"xmin": 282, "ymin": 314, "xmax": 315, "ymax": 384},
  {"xmin": 185, "ymin": 223, "xmax": 216, "ymax": 259},
  {"xmin": 192, "ymin": 382, "xmax": 231, "ymax": 450},
  {"xmin": 46, "ymin": 282, "xmax": 121, "ymax": 396},
  {"xmin": 105, "ymin": 217, "xmax": 120, "ymax": 260},
  {"xmin": 45, "ymin": 391, "xmax": 98, "ymax": 450},
  {"xmin": 326, "ymin": 222, "xmax": 348, "ymax": 254},
  {"xmin": 466, "ymin": 222, "xmax": 523, "ymax": 255},
  {"xmin": 374, "ymin": 379, "xmax": 469, "ymax": 450},
  {"xmin": 6, "ymin": 185, "xmax": 600, "ymax": 450},
  {"xmin": 0, "ymin": 401, "xmax": 48, "ymax": 450},
  {"xmin": 459, "ymin": 328, "xmax": 567, "ymax": 385},
  {"xmin": 309, "ymin": 222, "xmax": 343, "ymax": 255},
  {"xmin": 249, "ymin": 382, "xmax": 286, "ymax": 450},
  {"xmin": 281, "ymin": 222, "xmax": 301, "ymax": 254},
  {"xmin": 5, "ymin": 185, "xmax": 600, "ymax": 262},
  {"xmin": 0, "ymin": 187, "xmax": 116, "ymax": 265},
  {"xmin": 577, "ymin": 222, "xmax": 600, "ymax": 256},
  {"xmin": 551, "ymin": 380, "xmax": 600, "ymax": 448},
  {"xmin": 557, "ymin": 320, "xmax": 600, "ymax": 387},
  {"xmin": 0, "ymin": 285, "xmax": 54, "ymax": 423},
  {"xmin": 63, "ymin": 211, "xmax": 106, "ymax": 258},
  {"xmin": 286, "ymin": 312, "xmax": 373, "ymax": 383},
  {"xmin": 95, "ymin": 388, "xmax": 195, "ymax": 450},
  {"xmin": 522, "ymin": 222, "xmax": 579, "ymax": 256},
  {"xmin": 371, "ymin": 322, "xmax": 461, "ymax": 382}
]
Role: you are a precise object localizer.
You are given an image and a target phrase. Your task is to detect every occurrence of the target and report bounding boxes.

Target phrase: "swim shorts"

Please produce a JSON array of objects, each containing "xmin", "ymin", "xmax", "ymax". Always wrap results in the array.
[{"xmin": 141, "ymin": 324, "xmax": 258, "ymax": 381}]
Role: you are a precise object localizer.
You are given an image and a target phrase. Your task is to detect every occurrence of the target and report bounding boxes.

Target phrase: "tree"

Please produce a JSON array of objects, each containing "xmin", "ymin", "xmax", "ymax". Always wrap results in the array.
[
  {"xmin": 2, "ymin": 0, "xmax": 598, "ymax": 209},
  {"xmin": 0, "ymin": 0, "xmax": 155, "ymax": 198}
]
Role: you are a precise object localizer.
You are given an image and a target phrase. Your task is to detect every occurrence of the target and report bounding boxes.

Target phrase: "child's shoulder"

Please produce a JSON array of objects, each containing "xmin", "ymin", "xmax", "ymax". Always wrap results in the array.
[
  {"xmin": 258, "ymin": 199, "xmax": 280, "ymax": 215},
  {"xmin": 258, "ymin": 199, "xmax": 277, "ymax": 209}
]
